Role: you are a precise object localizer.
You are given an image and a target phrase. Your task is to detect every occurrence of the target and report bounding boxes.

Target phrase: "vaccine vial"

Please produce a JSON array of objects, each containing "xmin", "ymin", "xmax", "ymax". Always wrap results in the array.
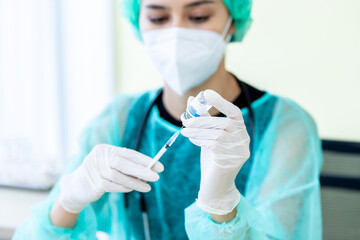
[{"xmin": 184, "ymin": 91, "xmax": 212, "ymax": 119}]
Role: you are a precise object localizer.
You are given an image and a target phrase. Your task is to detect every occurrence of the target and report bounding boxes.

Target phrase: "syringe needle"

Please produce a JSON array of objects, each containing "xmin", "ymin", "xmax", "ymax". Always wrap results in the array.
[{"xmin": 147, "ymin": 128, "xmax": 183, "ymax": 169}]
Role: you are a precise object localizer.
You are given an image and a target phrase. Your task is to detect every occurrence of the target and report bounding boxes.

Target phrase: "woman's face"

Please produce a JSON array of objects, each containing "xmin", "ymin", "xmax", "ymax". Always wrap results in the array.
[{"xmin": 139, "ymin": 0, "xmax": 235, "ymax": 36}]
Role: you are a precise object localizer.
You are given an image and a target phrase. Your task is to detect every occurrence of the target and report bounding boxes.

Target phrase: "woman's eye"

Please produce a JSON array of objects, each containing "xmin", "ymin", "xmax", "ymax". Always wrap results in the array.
[
  {"xmin": 190, "ymin": 16, "xmax": 209, "ymax": 23},
  {"xmin": 149, "ymin": 17, "xmax": 169, "ymax": 24}
]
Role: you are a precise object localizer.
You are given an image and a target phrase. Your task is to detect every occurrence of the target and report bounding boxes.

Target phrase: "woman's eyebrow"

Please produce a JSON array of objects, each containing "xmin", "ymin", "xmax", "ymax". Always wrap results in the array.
[
  {"xmin": 145, "ymin": 1, "xmax": 214, "ymax": 11},
  {"xmin": 184, "ymin": 0, "xmax": 215, "ymax": 8},
  {"xmin": 145, "ymin": 4, "xmax": 170, "ymax": 10}
]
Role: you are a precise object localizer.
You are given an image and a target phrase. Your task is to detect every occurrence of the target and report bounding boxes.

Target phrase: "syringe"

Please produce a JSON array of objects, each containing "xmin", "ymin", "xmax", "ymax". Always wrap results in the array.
[
  {"xmin": 147, "ymin": 91, "xmax": 211, "ymax": 169},
  {"xmin": 147, "ymin": 127, "xmax": 183, "ymax": 169}
]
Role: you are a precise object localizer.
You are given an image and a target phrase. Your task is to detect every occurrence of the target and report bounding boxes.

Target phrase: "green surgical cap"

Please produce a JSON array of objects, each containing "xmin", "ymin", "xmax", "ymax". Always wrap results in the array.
[{"xmin": 119, "ymin": 0, "xmax": 252, "ymax": 42}]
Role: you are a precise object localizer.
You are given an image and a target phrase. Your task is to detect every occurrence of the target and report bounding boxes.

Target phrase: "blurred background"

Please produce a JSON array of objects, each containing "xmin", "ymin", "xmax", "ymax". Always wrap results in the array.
[{"xmin": 0, "ymin": 0, "xmax": 359, "ymax": 239}]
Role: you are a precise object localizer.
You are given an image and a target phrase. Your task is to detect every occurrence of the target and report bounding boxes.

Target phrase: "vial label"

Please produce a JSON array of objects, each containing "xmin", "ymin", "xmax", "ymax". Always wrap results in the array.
[
  {"xmin": 184, "ymin": 91, "xmax": 213, "ymax": 119},
  {"xmin": 188, "ymin": 106, "xmax": 200, "ymax": 117}
]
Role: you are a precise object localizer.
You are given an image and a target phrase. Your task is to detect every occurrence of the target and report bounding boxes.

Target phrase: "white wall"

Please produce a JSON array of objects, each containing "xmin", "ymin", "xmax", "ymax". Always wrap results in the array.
[
  {"xmin": 115, "ymin": 12, "xmax": 162, "ymax": 92},
  {"xmin": 115, "ymin": 0, "xmax": 360, "ymax": 142},
  {"xmin": 59, "ymin": 0, "xmax": 115, "ymax": 160}
]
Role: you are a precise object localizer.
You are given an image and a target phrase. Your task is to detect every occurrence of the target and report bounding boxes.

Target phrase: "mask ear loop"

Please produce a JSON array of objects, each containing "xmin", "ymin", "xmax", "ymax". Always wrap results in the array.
[{"xmin": 221, "ymin": 17, "xmax": 233, "ymax": 43}]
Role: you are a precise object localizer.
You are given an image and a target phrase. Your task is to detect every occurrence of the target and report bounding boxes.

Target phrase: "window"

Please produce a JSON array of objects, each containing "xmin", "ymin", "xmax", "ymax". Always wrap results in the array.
[{"xmin": 0, "ymin": 0, "xmax": 114, "ymax": 189}]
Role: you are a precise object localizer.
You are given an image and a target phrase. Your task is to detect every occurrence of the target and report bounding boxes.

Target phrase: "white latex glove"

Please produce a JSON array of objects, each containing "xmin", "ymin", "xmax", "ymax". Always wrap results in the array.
[
  {"xmin": 181, "ymin": 89, "xmax": 250, "ymax": 215},
  {"xmin": 59, "ymin": 144, "xmax": 164, "ymax": 213}
]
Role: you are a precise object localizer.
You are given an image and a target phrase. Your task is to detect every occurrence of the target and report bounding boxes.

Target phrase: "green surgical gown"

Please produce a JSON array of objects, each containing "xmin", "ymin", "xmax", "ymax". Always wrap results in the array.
[{"xmin": 13, "ymin": 89, "xmax": 323, "ymax": 239}]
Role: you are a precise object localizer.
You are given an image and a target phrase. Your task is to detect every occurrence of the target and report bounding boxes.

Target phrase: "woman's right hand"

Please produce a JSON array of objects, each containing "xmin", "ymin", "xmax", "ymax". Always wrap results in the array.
[{"xmin": 58, "ymin": 144, "xmax": 164, "ymax": 214}]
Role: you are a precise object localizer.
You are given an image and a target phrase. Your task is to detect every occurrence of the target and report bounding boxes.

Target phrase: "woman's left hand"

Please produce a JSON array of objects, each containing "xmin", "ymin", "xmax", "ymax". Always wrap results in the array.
[{"xmin": 181, "ymin": 89, "xmax": 250, "ymax": 215}]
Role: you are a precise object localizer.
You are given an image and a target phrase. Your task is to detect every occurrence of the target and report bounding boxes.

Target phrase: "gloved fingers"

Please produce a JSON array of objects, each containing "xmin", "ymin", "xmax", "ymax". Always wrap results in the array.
[
  {"xmin": 101, "ymin": 179, "xmax": 134, "ymax": 193},
  {"xmin": 201, "ymin": 111, "xmax": 211, "ymax": 117},
  {"xmin": 149, "ymin": 162, "xmax": 165, "ymax": 173},
  {"xmin": 211, "ymin": 132, "xmax": 250, "ymax": 149},
  {"xmin": 187, "ymin": 96, "xmax": 195, "ymax": 106},
  {"xmin": 110, "ymin": 158, "xmax": 160, "ymax": 182},
  {"xmin": 180, "ymin": 112, "xmax": 188, "ymax": 123},
  {"xmin": 188, "ymin": 138, "xmax": 217, "ymax": 149},
  {"xmin": 182, "ymin": 116, "xmax": 225, "ymax": 129},
  {"xmin": 182, "ymin": 127, "xmax": 248, "ymax": 143},
  {"xmin": 189, "ymin": 137, "xmax": 250, "ymax": 153},
  {"xmin": 213, "ymin": 142, "xmax": 250, "ymax": 157},
  {"xmin": 117, "ymin": 147, "xmax": 152, "ymax": 166},
  {"xmin": 203, "ymin": 89, "xmax": 244, "ymax": 121},
  {"xmin": 116, "ymin": 147, "xmax": 164, "ymax": 172},
  {"xmin": 104, "ymin": 169, "xmax": 152, "ymax": 192},
  {"xmin": 181, "ymin": 128, "xmax": 230, "ymax": 141},
  {"xmin": 181, "ymin": 116, "xmax": 244, "ymax": 132}
]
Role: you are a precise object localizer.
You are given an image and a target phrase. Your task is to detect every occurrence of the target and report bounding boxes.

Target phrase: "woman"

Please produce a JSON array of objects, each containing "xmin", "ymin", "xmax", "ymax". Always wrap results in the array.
[{"xmin": 14, "ymin": 0, "xmax": 322, "ymax": 239}]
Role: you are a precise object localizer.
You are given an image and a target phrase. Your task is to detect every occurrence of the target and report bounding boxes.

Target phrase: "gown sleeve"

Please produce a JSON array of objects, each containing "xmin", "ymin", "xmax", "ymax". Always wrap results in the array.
[
  {"xmin": 12, "ymin": 94, "xmax": 134, "ymax": 240},
  {"xmin": 184, "ymin": 97, "xmax": 323, "ymax": 240}
]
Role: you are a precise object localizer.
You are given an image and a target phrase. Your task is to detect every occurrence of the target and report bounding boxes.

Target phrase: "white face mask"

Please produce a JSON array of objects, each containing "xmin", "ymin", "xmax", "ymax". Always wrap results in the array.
[{"xmin": 142, "ymin": 18, "xmax": 233, "ymax": 96}]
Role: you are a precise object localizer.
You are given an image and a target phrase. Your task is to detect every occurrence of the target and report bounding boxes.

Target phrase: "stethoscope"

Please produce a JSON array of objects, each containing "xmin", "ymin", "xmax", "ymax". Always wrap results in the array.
[{"xmin": 125, "ymin": 80, "xmax": 255, "ymax": 240}]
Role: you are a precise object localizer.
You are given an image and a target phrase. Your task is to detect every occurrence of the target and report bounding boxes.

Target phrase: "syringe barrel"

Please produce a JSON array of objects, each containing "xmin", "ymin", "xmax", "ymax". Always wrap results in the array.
[{"xmin": 147, "ymin": 146, "xmax": 167, "ymax": 169}]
